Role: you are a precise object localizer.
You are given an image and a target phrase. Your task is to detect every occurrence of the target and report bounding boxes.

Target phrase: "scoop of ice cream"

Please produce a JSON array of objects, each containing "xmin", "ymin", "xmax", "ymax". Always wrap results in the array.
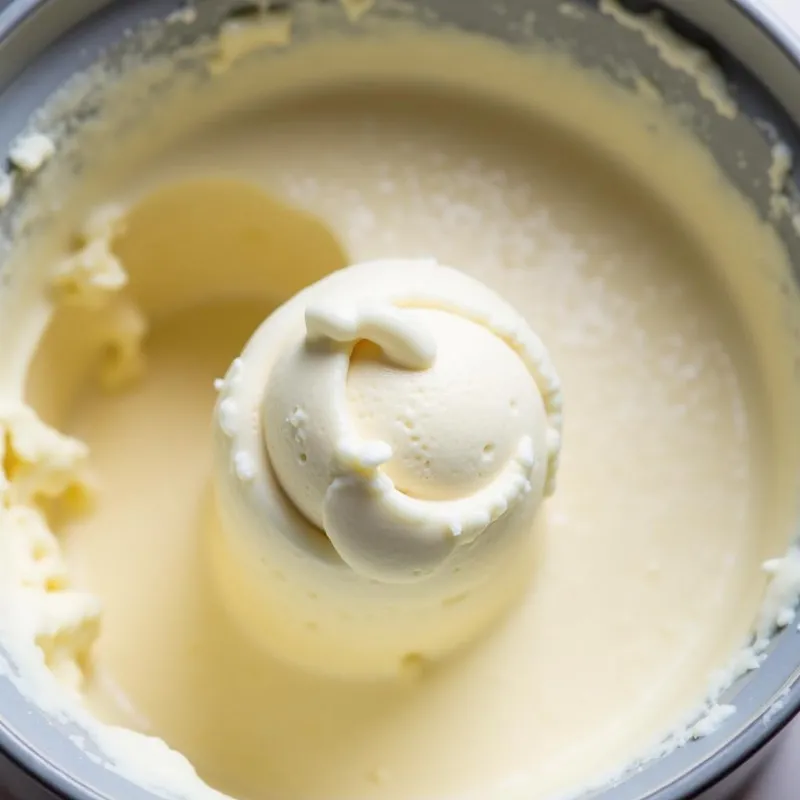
[
  {"xmin": 211, "ymin": 258, "xmax": 562, "ymax": 674},
  {"xmin": 262, "ymin": 274, "xmax": 560, "ymax": 582}
]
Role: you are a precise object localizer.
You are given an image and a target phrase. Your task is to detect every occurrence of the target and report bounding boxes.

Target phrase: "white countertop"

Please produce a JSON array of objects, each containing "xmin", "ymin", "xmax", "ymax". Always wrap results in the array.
[{"xmin": 768, "ymin": 0, "xmax": 799, "ymax": 22}]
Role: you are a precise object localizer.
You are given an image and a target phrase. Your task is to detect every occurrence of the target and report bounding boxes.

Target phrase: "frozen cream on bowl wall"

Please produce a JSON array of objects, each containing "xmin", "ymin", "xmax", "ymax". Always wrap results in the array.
[{"xmin": 211, "ymin": 258, "xmax": 562, "ymax": 676}]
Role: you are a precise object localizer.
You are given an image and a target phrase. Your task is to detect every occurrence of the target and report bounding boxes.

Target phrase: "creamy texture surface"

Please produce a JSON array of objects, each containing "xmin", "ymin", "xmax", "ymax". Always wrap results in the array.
[{"xmin": 0, "ymin": 10, "xmax": 799, "ymax": 800}]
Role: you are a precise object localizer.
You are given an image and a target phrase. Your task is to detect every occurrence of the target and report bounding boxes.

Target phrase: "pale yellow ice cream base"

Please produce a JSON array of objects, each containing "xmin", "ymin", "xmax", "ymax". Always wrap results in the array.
[{"xmin": 0, "ymin": 13, "xmax": 798, "ymax": 800}]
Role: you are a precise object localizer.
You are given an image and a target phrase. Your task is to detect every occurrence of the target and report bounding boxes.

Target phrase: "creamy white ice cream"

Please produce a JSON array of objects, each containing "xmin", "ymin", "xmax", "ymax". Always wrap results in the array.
[{"xmin": 211, "ymin": 258, "xmax": 562, "ymax": 675}]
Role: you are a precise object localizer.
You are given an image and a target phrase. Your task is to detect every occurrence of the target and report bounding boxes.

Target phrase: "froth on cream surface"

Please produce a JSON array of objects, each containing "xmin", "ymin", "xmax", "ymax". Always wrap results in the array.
[{"xmin": 0, "ymin": 15, "xmax": 799, "ymax": 800}]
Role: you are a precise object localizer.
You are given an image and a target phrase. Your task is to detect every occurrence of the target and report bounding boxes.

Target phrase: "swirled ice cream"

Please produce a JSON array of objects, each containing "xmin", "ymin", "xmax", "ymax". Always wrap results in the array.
[{"xmin": 212, "ymin": 258, "xmax": 561, "ymax": 674}]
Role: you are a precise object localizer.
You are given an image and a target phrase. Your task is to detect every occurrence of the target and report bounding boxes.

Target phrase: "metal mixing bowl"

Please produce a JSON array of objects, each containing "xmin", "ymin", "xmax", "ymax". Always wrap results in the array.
[{"xmin": 0, "ymin": 1, "xmax": 799, "ymax": 799}]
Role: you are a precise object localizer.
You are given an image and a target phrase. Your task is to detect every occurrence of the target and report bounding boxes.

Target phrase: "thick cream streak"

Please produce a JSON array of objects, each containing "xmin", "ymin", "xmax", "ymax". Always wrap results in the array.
[{"xmin": 304, "ymin": 300, "xmax": 438, "ymax": 370}]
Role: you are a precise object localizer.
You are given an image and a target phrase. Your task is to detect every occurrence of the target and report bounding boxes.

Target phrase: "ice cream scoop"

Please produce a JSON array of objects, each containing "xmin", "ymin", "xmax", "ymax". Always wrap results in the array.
[{"xmin": 211, "ymin": 258, "xmax": 562, "ymax": 676}]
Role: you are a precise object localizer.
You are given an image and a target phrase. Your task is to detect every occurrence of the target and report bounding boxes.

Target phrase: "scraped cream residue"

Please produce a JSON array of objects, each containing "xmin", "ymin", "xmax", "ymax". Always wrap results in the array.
[
  {"xmin": 599, "ymin": 0, "xmax": 737, "ymax": 119},
  {"xmin": 51, "ymin": 205, "xmax": 128, "ymax": 305},
  {"xmin": 9, "ymin": 133, "xmax": 56, "ymax": 174},
  {"xmin": 767, "ymin": 141, "xmax": 800, "ymax": 225},
  {"xmin": 166, "ymin": 6, "xmax": 198, "ymax": 26},
  {"xmin": 558, "ymin": 3, "xmax": 586, "ymax": 21},
  {"xmin": 341, "ymin": 0, "xmax": 375, "ymax": 23},
  {"xmin": 209, "ymin": 10, "xmax": 292, "ymax": 75},
  {"xmin": 758, "ymin": 549, "xmax": 800, "ymax": 643},
  {"xmin": 689, "ymin": 703, "xmax": 736, "ymax": 739}
]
